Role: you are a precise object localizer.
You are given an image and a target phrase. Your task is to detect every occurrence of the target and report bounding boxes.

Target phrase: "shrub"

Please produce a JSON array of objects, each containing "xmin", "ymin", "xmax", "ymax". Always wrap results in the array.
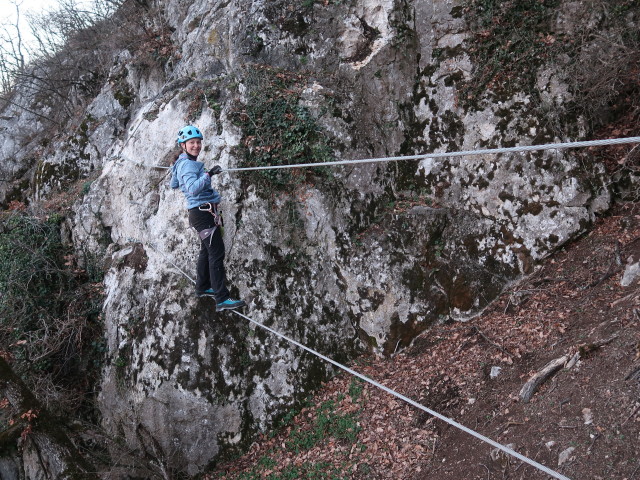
[
  {"xmin": 1, "ymin": 0, "xmax": 176, "ymax": 131},
  {"xmin": 462, "ymin": 0, "xmax": 640, "ymax": 131},
  {"xmin": 0, "ymin": 211, "xmax": 104, "ymax": 412}
]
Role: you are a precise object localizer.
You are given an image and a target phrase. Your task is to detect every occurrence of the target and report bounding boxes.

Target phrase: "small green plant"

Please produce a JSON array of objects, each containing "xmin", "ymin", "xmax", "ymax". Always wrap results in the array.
[
  {"xmin": 257, "ymin": 455, "xmax": 277, "ymax": 469},
  {"xmin": 286, "ymin": 399, "xmax": 361, "ymax": 453},
  {"xmin": 114, "ymin": 356, "xmax": 127, "ymax": 368},
  {"xmin": 143, "ymin": 109, "xmax": 159, "ymax": 121},
  {"xmin": 237, "ymin": 471, "xmax": 260, "ymax": 480},
  {"xmin": 240, "ymin": 352, "xmax": 251, "ymax": 367},
  {"xmin": 270, "ymin": 462, "xmax": 339, "ymax": 479},
  {"xmin": 90, "ymin": 340, "xmax": 107, "ymax": 368},
  {"xmin": 432, "ymin": 238, "xmax": 444, "ymax": 258},
  {"xmin": 348, "ymin": 378, "xmax": 364, "ymax": 402},
  {"xmin": 270, "ymin": 406, "xmax": 300, "ymax": 438}
]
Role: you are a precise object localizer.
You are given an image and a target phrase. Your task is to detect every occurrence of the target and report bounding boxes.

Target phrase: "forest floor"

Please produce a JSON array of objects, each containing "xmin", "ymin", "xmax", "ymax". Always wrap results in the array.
[{"xmin": 207, "ymin": 200, "xmax": 640, "ymax": 480}]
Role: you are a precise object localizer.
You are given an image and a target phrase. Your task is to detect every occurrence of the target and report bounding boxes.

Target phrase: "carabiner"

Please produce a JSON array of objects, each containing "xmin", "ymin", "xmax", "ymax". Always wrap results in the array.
[{"xmin": 198, "ymin": 202, "xmax": 214, "ymax": 213}]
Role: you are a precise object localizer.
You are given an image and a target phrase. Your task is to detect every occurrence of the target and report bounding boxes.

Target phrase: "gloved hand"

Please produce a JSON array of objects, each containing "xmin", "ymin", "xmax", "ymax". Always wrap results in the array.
[{"xmin": 207, "ymin": 165, "xmax": 222, "ymax": 176}]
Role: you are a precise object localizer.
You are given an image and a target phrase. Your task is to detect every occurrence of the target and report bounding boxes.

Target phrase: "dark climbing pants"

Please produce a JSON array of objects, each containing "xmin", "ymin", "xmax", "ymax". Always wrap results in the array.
[{"xmin": 188, "ymin": 207, "xmax": 230, "ymax": 303}]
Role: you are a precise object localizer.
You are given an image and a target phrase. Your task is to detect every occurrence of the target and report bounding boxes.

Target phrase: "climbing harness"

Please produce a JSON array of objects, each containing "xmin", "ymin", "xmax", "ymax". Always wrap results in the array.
[{"xmin": 197, "ymin": 202, "xmax": 223, "ymax": 245}]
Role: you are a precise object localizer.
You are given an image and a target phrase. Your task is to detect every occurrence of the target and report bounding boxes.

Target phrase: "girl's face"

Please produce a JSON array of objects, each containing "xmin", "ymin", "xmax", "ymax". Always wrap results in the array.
[{"xmin": 183, "ymin": 138, "xmax": 202, "ymax": 157}]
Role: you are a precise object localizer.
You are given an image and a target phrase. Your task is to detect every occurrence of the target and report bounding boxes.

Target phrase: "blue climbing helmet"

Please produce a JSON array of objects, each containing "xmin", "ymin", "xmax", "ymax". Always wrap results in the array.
[{"xmin": 176, "ymin": 125, "xmax": 203, "ymax": 144}]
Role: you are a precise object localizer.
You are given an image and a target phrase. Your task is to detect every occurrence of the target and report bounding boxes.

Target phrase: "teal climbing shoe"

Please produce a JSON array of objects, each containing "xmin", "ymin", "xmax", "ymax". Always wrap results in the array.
[
  {"xmin": 216, "ymin": 298, "xmax": 246, "ymax": 312},
  {"xmin": 196, "ymin": 288, "xmax": 216, "ymax": 297}
]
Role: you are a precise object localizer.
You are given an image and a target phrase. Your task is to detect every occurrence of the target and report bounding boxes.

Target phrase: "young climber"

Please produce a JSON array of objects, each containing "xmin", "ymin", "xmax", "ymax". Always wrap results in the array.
[{"xmin": 170, "ymin": 125, "xmax": 246, "ymax": 312}]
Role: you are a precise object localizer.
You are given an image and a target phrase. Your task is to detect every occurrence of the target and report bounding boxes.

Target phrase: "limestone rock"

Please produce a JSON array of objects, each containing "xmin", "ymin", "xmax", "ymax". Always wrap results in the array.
[{"xmin": 1, "ymin": 0, "xmax": 635, "ymax": 475}]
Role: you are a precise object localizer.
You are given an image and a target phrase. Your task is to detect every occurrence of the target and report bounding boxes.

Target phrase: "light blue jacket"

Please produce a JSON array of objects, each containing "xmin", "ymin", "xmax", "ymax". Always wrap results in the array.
[{"xmin": 170, "ymin": 153, "xmax": 221, "ymax": 209}]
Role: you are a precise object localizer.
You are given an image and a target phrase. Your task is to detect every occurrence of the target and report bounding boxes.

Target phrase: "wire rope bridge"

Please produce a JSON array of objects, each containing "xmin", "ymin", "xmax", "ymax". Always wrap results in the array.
[{"xmin": 148, "ymin": 136, "xmax": 640, "ymax": 480}]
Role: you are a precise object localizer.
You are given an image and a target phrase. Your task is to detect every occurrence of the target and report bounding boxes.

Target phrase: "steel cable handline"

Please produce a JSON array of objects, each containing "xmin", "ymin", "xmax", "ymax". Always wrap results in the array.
[
  {"xmin": 145, "ymin": 237, "xmax": 570, "ymax": 479},
  {"xmin": 231, "ymin": 310, "xmax": 571, "ymax": 480},
  {"xmin": 119, "ymin": 135, "xmax": 640, "ymax": 479},
  {"xmin": 223, "ymin": 136, "xmax": 640, "ymax": 172},
  {"xmin": 121, "ymin": 136, "xmax": 640, "ymax": 172},
  {"xmin": 140, "ymin": 240, "xmax": 196, "ymax": 284}
]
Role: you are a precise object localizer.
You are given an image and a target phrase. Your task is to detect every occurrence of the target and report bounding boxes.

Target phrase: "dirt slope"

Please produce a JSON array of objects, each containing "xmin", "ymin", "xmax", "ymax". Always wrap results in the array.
[{"xmin": 209, "ymin": 202, "xmax": 640, "ymax": 480}]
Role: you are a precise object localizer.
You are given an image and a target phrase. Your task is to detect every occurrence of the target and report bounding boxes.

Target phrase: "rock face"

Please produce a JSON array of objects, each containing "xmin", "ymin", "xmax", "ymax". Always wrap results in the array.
[{"xmin": 1, "ymin": 0, "xmax": 636, "ymax": 475}]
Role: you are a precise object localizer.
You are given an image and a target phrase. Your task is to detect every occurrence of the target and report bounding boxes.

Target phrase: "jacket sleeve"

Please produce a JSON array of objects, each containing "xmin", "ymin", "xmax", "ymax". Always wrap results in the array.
[
  {"xmin": 179, "ymin": 163, "xmax": 211, "ymax": 196},
  {"xmin": 170, "ymin": 169, "xmax": 180, "ymax": 189}
]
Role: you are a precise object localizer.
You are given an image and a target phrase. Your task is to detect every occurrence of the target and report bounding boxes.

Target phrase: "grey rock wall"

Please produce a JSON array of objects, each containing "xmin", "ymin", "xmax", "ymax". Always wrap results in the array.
[{"xmin": 1, "ymin": 0, "xmax": 632, "ymax": 475}]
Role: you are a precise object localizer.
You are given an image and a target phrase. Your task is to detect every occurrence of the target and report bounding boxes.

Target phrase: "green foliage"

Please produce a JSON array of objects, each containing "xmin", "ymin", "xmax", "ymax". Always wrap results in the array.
[
  {"xmin": 231, "ymin": 65, "xmax": 334, "ymax": 194},
  {"xmin": 462, "ymin": 0, "xmax": 566, "ymax": 101},
  {"xmin": 268, "ymin": 462, "xmax": 343, "ymax": 480},
  {"xmin": 433, "ymin": 238, "xmax": 444, "ymax": 258},
  {"xmin": 0, "ymin": 212, "xmax": 104, "ymax": 411},
  {"xmin": 233, "ymin": 472, "xmax": 260, "ymax": 480},
  {"xmin": 286, "ymin": 399, "xmax": 361, "ymax": 454},
  {"xmin": 257, "ymin": 455, "xmax": 277, "ymax": 469},
  {"xmin": 212, "ymin": 383, "xmax": 363, "ymax": 478},
  {"xmin": 0, "ymin": 213, "xmax": 68, "ymax": 324},
  {"xmin": 277, "ymin": 407, "xmax": 299, "ymax": 429},
  {"xmin": 113, "ymin": 83, "xmax": 134, "ymax": 108},
  {"xmin": 462, "ymin": 0, "xmax": 640, "ymax": 127},
  {"xmin": 183, "ymin": 82, "xmax": 223, "ymax": 123},
  {"xmin": 231, "ymin": 461, "xmax": 344, "ymax": 480},
  {"xmin": 348, "ymin": 377, "xmax": 364, "ymax": 402},
  {"xmin": 114, "ymin": 356, "xmax": 128, "ymax": 368}
]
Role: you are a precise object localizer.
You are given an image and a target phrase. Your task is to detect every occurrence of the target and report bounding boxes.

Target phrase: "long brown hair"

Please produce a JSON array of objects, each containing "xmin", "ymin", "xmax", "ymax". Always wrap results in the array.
[{"xmin": 172, "ymin": 146, "xmax": 184, "ymax": 164}]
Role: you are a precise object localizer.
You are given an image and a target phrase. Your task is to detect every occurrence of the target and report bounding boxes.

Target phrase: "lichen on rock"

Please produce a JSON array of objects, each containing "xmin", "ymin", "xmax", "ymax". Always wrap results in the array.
[{"xmin": 1, "ymin": 0, "xmax": 638, "ymax": 475}]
